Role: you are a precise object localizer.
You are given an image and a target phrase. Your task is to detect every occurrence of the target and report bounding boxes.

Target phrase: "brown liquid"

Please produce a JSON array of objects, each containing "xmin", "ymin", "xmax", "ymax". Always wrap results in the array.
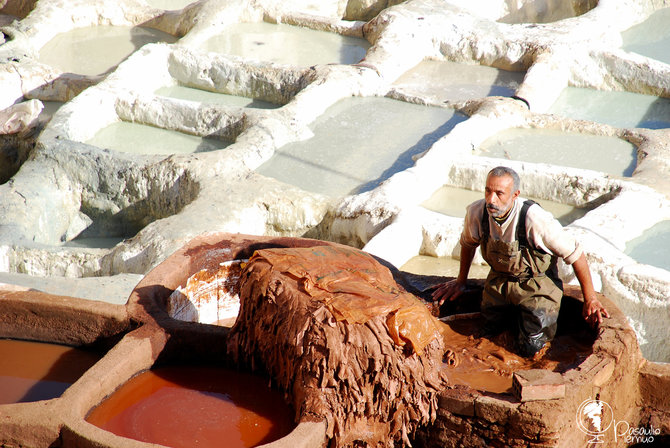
[
  {"xmin": 86, "ymin": 366, "xmax": 296, "ymax": 448},
  {"xmin": 440, "ymin": 315, "xmax": 594, "ymax": 394},
  {"xmin": 0, "ymin": 339, "xmax": 101, "ymax": 404}
]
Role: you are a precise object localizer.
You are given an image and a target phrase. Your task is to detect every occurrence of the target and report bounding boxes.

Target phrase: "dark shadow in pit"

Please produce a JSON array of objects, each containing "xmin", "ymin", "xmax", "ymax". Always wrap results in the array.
[{"xmin": 0, "ymin": 126, "xmax": 40, "ymax": 185}]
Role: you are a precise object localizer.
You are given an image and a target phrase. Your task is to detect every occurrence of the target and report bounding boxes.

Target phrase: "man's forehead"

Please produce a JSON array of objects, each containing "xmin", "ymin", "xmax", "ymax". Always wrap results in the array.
[{"xmin": 486, "ymin": 173, "xmax": 514, "ymax": 185}]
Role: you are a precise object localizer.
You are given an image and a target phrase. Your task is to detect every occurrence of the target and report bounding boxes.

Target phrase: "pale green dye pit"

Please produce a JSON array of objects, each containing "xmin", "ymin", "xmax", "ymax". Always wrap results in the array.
[
  {"xmin": 38, "ymin": 26, "xmax": 177, "ymax": 76},
  {"xmin": 625, "ymin": 220, "xmax": 670, "ymax": 272},
  {"xmin": 622, "ymin": 7, "xmax": 670, "ymax": 65},
  {"xmin": 392, "ymin": 60, "xmax": 524, "ymax": 102},
  {"xmin": 155, "ymin": 85, "xmax": 280, "ymax": 109},
  {"xmin": 86, "ymin": 121, "xmax": 231, "ymax": 155},
  {"xmin": 256, "ymin": 96, "xmax": 467, "ymax": 197},
  {"xmin": 202, "ymin": 22, "xmax": 370, "ymax": 66},
  {"xmin": 476, "ymin": 128, "xmax": 637, "ymax": 177},
  {"xmin": 421, "ymin": 185, "xmax": 592, "ymax": 225},
  {"xmin": 548, "ymin": 86, "xmax": 670, "ymax": 129}
]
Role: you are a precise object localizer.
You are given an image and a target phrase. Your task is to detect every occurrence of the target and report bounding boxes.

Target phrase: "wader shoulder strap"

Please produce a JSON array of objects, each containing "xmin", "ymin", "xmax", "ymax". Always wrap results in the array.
[
  {"xmin": 480, "ymin": 199, "xmax": 537, "ymax": 248},
  {"xmin": 516, "ymin": 199, "xmax": 537, "ymax": 249}
]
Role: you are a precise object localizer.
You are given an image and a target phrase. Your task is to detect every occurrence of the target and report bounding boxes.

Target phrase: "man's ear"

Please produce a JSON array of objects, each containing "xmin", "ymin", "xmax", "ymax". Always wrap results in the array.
[{"xmin": 512, "ymin": 189, "xmax": 521, "ymax": 199}]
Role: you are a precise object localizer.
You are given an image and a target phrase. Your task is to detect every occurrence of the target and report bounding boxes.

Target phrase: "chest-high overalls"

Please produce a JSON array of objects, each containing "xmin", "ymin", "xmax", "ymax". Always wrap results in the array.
[{"xmin": 479, "ymin": 200, "xmax": 563, "ymax": 357}]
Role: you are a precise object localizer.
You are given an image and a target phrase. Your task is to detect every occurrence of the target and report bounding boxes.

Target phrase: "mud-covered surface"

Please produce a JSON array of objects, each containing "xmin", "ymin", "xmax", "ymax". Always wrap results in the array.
[
  {"xmin": 227, "ymin": 245, "xmax": 449, "ymax": 447},
  {"xmin": 438, "ymin": 300, "xmax": 596, "ymax": 394},
  {"xmin": 373, "ymin": 270, "xmax": 597, "ymax": 395},
  {"xmin": 125, "ymin": 233, "xmax": 660, "ymax": 448},
  {"xmin": 225, "ymin": 242, "xmax": 602, "ymax": 446}
]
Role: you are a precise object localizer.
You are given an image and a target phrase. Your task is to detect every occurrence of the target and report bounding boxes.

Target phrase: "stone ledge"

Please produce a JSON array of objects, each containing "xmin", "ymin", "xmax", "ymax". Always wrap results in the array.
[{"xmin": 438, "ymin": 387, "xmax": 478, "ymax": 417}]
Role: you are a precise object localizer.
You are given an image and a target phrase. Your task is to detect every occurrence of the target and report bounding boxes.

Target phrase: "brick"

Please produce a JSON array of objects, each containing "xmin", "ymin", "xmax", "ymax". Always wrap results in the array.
[{"xmin": 512, "ymin": 369, "xmax": 565, "ymax": 402}]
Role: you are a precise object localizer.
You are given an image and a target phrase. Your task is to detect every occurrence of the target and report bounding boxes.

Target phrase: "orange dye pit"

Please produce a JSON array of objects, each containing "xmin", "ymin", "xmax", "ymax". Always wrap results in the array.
[
  {"xmin": 86, "ymin": 365, "xmax": 296, "ymax": 448},
  {"xmin": 0, "ymin": 338, "xmax": 101, "ymax": 404}
]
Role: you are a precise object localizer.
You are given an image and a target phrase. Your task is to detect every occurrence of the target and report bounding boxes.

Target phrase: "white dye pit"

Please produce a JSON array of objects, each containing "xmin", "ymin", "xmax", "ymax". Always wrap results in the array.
[
  {"xmin": 476, "ymin": 128, "xmax": 637, "ymax": 177},
  {"xmin": 38, "ymin": 26, "xmax": 177, "ymax": 76},
  {"xmin": 548, "ymin": 86, "xmax": 670, "ymax": 129},
  {"xmin": 497, "ymin": 0, "xmax": 588, "ymax": 24},
  {"xmin": 256, "ymin": 96, "xmax": 467, "ymax": 197},
  {"xmin": 86, "ymin": 121, "xmax": 231, "ymax": 155},
  {"xmin": 392, "ymin": 60, "xmax": 524, "ymax": 102},
  {"xmin": 145, "ymin": 0, "xmax": 196, "ymax": 10},
  {"xmin": 201, "ymin": 22, "xmax": 370, "ymax": 66},
  {"xmin": 155, "ymin": 85, "xmax": 280, "ymax": 109},
  {"xmin": 625, "ymin": 220, "xmax": 670, "ymax": 272},
  {"xmin": 622, "ymin": 7, "xmax": 670, "ymax": 65},
  {"xmin": 38, "ymin": 101, "xmax": 65, "ymax": 122},
  {"xmin": 421, "ymin": 185, "xmax": 592, "ymax": 225},
  {"xmin": 401, "ymin": 254, "xmax": 490, "ymax": 279},
  {"xmin": 62, "ymin": 237, "xmax": 125, "ymax": 249}
]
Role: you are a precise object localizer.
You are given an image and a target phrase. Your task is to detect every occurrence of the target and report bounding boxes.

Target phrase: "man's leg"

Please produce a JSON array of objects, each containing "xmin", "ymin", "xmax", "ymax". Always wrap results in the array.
[
  {"xmin": 481, "ymin": 273, "xmax": 513, "ymax": 337},
  {"xmin": 513, "ymin": 278, "xmax": 562, "ymax": 357}
]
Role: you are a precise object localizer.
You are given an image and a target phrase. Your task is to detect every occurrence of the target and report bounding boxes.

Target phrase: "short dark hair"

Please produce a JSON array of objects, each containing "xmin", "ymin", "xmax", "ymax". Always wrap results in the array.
[{"xmin": 488, "ymin": 166, "xmax": 520, "ymax": 191}]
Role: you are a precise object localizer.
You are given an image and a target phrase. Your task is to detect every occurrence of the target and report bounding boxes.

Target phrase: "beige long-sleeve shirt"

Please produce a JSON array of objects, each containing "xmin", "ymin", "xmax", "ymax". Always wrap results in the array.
[{"xmin": 460, "ymin": 197, "xmax": 582, "ymax": 265}]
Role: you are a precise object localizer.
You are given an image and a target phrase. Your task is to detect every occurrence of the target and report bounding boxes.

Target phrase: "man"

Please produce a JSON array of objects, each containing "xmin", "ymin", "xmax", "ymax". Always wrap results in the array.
[{"xmin": 432, "ymin": 166, "xmax": 609, "ymax": 357}]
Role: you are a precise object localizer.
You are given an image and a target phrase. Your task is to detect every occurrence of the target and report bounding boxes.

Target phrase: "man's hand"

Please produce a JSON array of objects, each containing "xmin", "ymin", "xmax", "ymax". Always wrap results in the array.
[
  {"xmin": 431, "ymin": 279, "xmax": 468, "ymax": 306},
  {"xmin": 582, "ymin": 296, "xmax": 609, "ymax": 327}
]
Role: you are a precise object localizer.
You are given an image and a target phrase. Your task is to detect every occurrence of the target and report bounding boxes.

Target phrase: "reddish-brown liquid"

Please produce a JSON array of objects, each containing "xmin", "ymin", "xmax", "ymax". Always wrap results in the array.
[
  {"xmin": 440, "ymin": 315, "xmax": 594, "ymax": 394},
  {"xmin": 0, "ymin": 339, "xmax": 101, "ymax": 404},
  {"xmin": 86, "ymin": 366, "xmax": 296, "ymax": 448}
]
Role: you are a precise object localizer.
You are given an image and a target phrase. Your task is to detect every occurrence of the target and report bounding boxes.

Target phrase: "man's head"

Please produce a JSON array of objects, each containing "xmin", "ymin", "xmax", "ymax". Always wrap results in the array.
[{"xmin": 485, "ymin": 166, "xmax": 520, "ymax": 218}]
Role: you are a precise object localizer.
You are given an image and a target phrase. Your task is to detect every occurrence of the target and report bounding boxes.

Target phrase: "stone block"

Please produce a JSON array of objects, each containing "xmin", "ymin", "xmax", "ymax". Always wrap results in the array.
[
  {"xmin": 474, "ymin": 394, "xmax": 516, "ymax": 424},
  {"xmin": 438, "ymin": 388, "xmax": 476, "ymax": 417},
  {"xmin": 512, "ymin": 369, "xmax": 565, "ymax": 402}
]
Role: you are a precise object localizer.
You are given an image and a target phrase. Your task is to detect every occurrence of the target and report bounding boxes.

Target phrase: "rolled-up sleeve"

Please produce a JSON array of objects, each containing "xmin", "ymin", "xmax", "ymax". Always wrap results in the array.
[
  {"xmin": 526, "ymin": 205, "xmax": 582, "ymax": 265},
  {"xmin": 460, "ymin": 199, "xmax": 485, "ymax": 249}
]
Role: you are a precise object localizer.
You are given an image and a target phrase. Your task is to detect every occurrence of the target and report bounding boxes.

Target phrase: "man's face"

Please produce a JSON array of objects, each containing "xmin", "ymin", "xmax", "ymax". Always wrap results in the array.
[{"xmin": 485, "ymin": 174, "xmax": 520, "ymax": 218}]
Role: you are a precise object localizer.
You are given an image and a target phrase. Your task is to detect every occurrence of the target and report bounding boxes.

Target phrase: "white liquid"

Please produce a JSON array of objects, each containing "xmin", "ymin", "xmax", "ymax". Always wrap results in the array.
[
  {"xmin": 38, "ymin": 101, "xmax": 65, "ymax": 121},
  {"xmin": 548, "ymin": 86, "xmax": 670, "ymax": 130},
  {"xmin": 155, "ymin": 85, "xmax": 279, "ymax": 109},
  {"xmin": 145, "ymin": 0, "xmax": 195, "ymax": 10},
  {"xmin": 625, "ymin": 220, "xmax": 670, "ymax": 271},
  {"xmin": 421, "ymin": 185, "xmax": 591, "ymax": 225},
  {"xmin": 86, "ymin": 121, "xmax": 231, "ymax": 155},
  {"xmin": 498, "ymin": 0, "xmax": 580, "ymax": 24},
  {"xmin": 62, "ymin": 237, "xmax": 124, "ymax": 249},
  {"xmin": 622, "ymin": 7, "xmax": 670, "ymax": 65},
  {"xmin": 256, "ymin": 96, "xmax": 466, "ymax": 197},
  {"xmin": 401, "ymin": 255, "xmax": 490, "ymax": 279},
  {"xmin": 202, "ymin": 22, "xmax": 369, "ymax": 66},
  {"xmin": 477, "ymin": 128, "xmax": 637, "ymax": 177},
  {"xmin": 38, "ymin": 26, "xmax": 177, "ymax": 76},
  {"xmin": 393, "ymin": 59, "xmax": 524, "ymax": 102}
]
